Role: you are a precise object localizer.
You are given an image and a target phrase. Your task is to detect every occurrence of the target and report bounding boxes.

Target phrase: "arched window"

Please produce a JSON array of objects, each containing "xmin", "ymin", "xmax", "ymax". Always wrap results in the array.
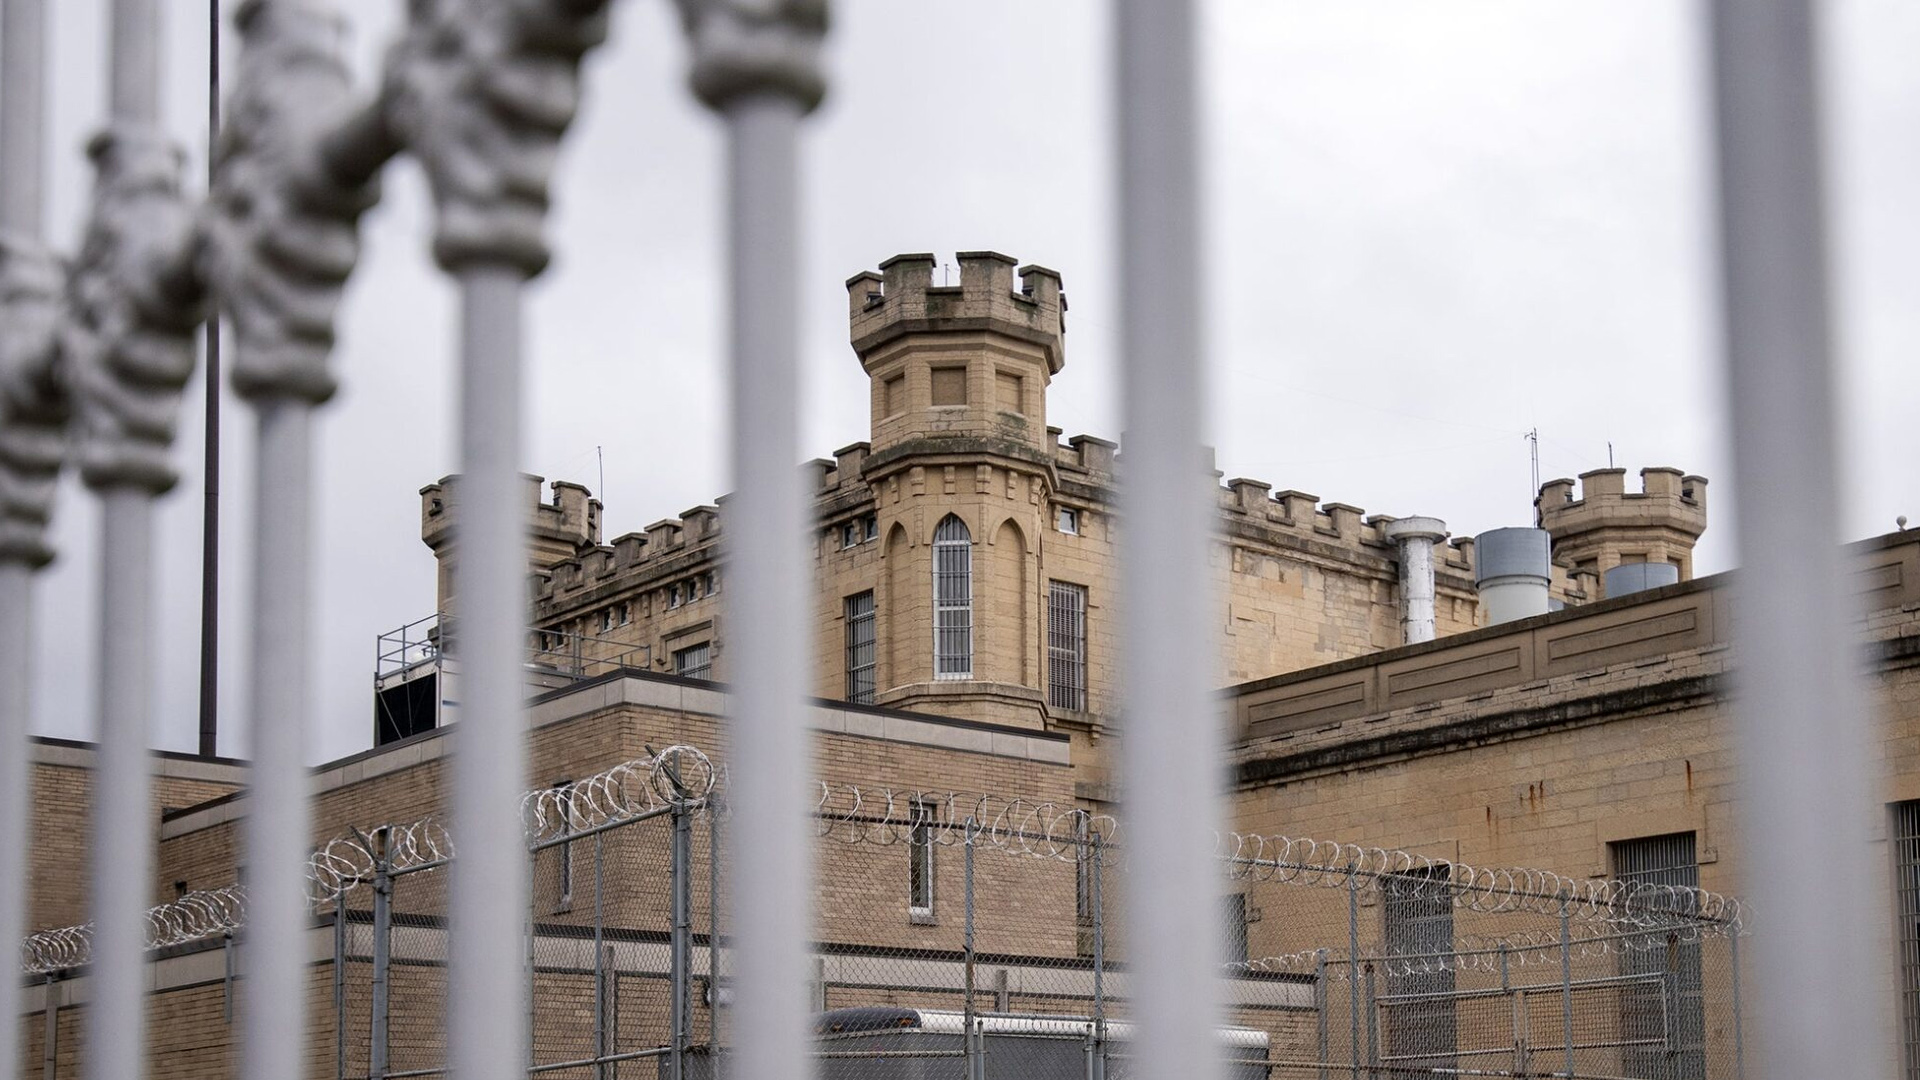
[{"xmin": 933, "ymin": 515, "xmax": 972, "ymax": 678}]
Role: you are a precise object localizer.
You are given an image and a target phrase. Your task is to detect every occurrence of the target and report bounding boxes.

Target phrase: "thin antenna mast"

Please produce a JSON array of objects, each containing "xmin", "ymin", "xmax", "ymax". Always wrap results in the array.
[
  {"xmin": 596, "ymin": 445, "xmax": 604, "ymax": 497},
  {"xmin": 1607, "ymin": 441, "xmax": 1615, "ymax": 469},
  {"xmin": 197, "ymin": 0, "xmax": 221, "ymax": 759},
  {"xmin": 1525, "ymin": 428, "xmax": 1540, "ymax": 499}
]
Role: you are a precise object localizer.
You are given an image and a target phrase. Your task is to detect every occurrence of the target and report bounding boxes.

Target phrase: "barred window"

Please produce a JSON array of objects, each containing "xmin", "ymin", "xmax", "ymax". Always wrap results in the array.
[
  {"xmin": 933, "ymin": 515, "xmax": 972, "ymax": 679},
  {"xmin": 1384, "ymin": 865, "xmax": 1456, "ymax": 1072},
  {"xmin": 1048, "ymin": 581, "xmax": 1088, "ymax": 711},
  {"xmin": 845, "ymin": 592, "xmax": 876, "ymax": 704},
  {"xmin": 673, "ymin": 642, "xmax": 711, "ymax": 681},
  {"xmin": 908, "ymin": 798, "xmax": 936, "ymax": 916},
  {"xmin": 1221, "ymin": 893, "xmax": 1248, "ymax": 966},
  {"xmin": 1613, "ymin": 832, "xmax": 1704, "ymax": 1080},
  {"xmin": 1899, "ymin": 803, "xmax": 1920, "ymax": 1080}
]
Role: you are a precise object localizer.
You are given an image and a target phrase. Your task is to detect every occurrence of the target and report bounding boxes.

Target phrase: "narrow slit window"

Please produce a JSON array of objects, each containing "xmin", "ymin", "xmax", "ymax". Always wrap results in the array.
[
  {"xmin": 845, "ymin": 592, "xmax": 876, "ymax": 705},
  {"xmin": 933, "ymin": 515, "xmax": 972, "ymax": 679},
  {"xmin": 1048, "ymin": 581, "xmax": 1088, "ymax": 711},
  {"xmin": 908, "ymin": 798, "xmax": 936, "ymax": 916}
]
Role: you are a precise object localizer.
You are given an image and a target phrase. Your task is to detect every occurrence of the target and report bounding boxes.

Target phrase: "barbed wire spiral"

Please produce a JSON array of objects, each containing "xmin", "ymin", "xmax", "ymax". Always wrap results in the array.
[
  {"xmin": 20, "ymin": 746, "xmax": 714, "ymax": 974},
  {"xmin": 21, "ymin": 885, "xmax": 247, "ymax": 976},
  {"xmin": 22, "ymin": 744, "xmax": 1740, "ymax": 976}
]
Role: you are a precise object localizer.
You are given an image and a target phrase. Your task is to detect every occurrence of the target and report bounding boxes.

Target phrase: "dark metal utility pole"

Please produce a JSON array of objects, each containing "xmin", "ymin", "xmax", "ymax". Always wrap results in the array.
[{"xmin": 197, "ymin": 0, "xmax": 220, "ymax": 758}]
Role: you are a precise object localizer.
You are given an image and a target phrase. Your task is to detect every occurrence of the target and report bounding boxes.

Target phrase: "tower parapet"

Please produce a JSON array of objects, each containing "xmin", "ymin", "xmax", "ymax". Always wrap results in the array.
[
  {"xmin": 848, "ymin": 252, "xmax": 1066, "ymax": 469},
  {"xmin": 1537, "ymin": 467, "xmax": 1707, "ymax": 597},
  {"xmin": 421, "ymin": 474, "xmax": 602, "ymax": 612}
]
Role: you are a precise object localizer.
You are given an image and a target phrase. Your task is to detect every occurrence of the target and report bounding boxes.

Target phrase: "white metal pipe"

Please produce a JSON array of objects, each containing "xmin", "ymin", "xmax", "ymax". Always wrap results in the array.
[
  {"xmin": 1116, "ymin": 5, "xmax": 1223, "ymax": 1080},
  {"xmin": 447, "ymin": 264, "xmax": 531, "ymax": 1080},
  {"xmin": 1706, "ymin": 2, "xmax": 1889, "ymax": 1075},
  {"xmin": 1383, "ymin": 517, "xmax": 1447, "ymax": 645},
  {"xmin": 0, "ymin": 0, "xmax": 48, "ymax": 1070},
  {"xmin": 241, "ymin": 400, "xmax": 313, "ymax": 1080},
  {"xmin": 89, "ymin": 488, "xmax": 155, "ymax": 1080},
  {"xmin": 109, "ymin": 0, "xmax": 161, "ymax": 126},
  {"xmin": 0, "ymin": 564, "xmax": 31, "ymax": 1076},
  {"xmin": 1, "ymin": 0, "xmax": 46, "ymax": 234},
  {"xmin": 723, "ymin": 94, "xmax": 812, "ymax": 1080}
]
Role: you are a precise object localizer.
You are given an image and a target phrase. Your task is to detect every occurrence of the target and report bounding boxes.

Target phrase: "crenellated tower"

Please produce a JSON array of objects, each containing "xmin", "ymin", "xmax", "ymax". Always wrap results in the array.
[
  {"xmin": 421, "ymin": 474, "xmax": 602, "ymax": 616},
  {"xmin": 1537, "ymin": 467, "xmax": 1707, "ymax": 599},
  {"xmin": 843, "ymin": 252, "xmax": 1067, "ymax": 728}
]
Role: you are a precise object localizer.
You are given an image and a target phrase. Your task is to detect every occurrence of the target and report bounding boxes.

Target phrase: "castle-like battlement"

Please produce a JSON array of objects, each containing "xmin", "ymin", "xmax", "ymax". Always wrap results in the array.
[
  {"xmin": 847, "ymin": 251, "xmax": 1066, "ymax": 373},
  {"xmin": 1536, "ymin": 467, "xmax": 1709, "ymax": 591},
  {"xmin": 1537, "ymin": 467, "xmax": 1707, "ymax": 537},
  {"xmin": 421, "ymin": 474, "xmax": 601, "ymax": 561},
  {"xmin": 1219, "ymin": 477, "xmax": 1476, "ymax": 575}
]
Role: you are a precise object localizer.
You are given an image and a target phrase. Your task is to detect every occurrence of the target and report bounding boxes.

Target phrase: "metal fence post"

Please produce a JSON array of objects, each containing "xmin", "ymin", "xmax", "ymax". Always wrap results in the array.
[
  {"xmin": 1730, "ymin": 923, "xmax": 1747, "ymax": 1080},
  {"xmin": 672, "ymin": 797, "xmax": 693, "ymax": 1080},
  {"xmin": 369, "ymin": 830, "xmax": 392, "ymax": 1080},
  {"xmin": 1363, "ymin": 963, "xmax": 1378, "ymax": 1078},
  {"xmin": 1348, "ymin": 866, "xmax": 1361, "ymax": 1080},
  {"xmin": 334, "ymin": 906, "xmax": 347, "ymax": 1080},
  {"xmin": 964, "ymin": 826, "xmax": 979, "ymax": 1080},
  {"xmin": 708, "ymin": 798, "xmax": 722, "ymax": 1052},
  {"xmin": 41, "ymin": 975, "xmax": 56, "ymax": 1080},
  {"xmin": 1559, "ymin": 892, "xmax": 1573, "ymax": 1080},
  {"xmin": 1092, "ymin": 833, "xmax": 1106, "ymax": 1080},
  {"xmin": 594, "ymin": 831, "xmax": 607, "ymax": 1080},
  {"xmin": 675, "ymin": 1, "xmax": 828, "ymax": 1075},
  {"xmin": 0, "ymin": 1, "xmax": 55, "ymax": 1068},
  {"xmin": 1314, "ymin": 950, "xmax": 1329, "ymax": 1080}
]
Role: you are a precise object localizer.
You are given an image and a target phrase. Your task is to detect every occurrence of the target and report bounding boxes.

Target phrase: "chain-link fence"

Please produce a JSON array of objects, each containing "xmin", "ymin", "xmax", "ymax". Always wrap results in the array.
[{"xmin": 313, "ymin": 756, "xmax": 1744, "ymax": 1080}]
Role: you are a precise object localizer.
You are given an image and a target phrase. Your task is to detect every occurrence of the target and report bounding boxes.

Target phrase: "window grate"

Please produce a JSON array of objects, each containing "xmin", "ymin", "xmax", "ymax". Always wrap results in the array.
[
  {"xmin": 1384, "ymin": 864, "xmax": 1456, "ymax": 1070},
  {"xmin": 1896, "ymin": 802, "xmax": 1920, "ymax": 1080},
  {"xmin": 1048, "ymin": 581, "xmax": 1088, "ymax": 711},
  {"xmin": 672, "ymin": 642, "xmax": 711, "ymax": 681},
  {"xmin": 908, "ymin": 798, "xmax": 935, "ymax": 915},
  {"xmin": 1613, "ymin": 832, "xmax": 1704, "ymax": 1080},
  {"xmin": 844, "ymin": 592, "xmax": 876, "ymax": 704},
  {"xmin": 933, "ymin": 515, "xmax": 972, "ymax": 679}
]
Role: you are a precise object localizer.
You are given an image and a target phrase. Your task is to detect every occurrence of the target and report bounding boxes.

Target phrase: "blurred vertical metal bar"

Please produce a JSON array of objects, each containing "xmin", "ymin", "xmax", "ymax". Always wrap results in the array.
[
  {"xmin": 678, "ymin": 4, "xmax": 827, "ymax": 1078},
  {"xmin": 0, "ymin": 5, "xmax": 48, "ymax": 1072},
  {"xmin": 244, "ymin": 400, "xmax": 314, "ymax": 1080},
  {"xmin": 1705, "ymin": 2, "xmax": 1889, "ymax": 1075},
  {"xmin": 449, "ymin": 264, "xmax": 531, "ymax": 1080},
  {"xmin": 723, "ymin": 95, "xmax": 812, "ymax": 1080},
  {"xmin": 91, "ymin": 488, "xmax": 156, "ymax": 1080},
  {"xmin": 1115, "ymin": 1, "xmax": 1221, "ymax": 1078}
]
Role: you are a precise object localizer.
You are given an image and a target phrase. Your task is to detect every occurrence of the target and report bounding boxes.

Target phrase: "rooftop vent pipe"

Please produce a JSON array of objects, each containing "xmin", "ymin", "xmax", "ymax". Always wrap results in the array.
[
  {"xmin": 1473, "ymin": 527, "xmax": 1552, "ymax": 626},
  {"xmin": 1603, "ymin": 561, "xmax": 1680, "ymax": 599},
  {"xmin": 1383, "ymin": 517, "xmax": 1448, "ymax": 645}
]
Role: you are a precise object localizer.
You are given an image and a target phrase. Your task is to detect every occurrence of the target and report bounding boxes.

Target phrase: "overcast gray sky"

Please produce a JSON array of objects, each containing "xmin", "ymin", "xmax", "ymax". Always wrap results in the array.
[{"xmin": 24, "ymin": 2, "xmax": 1920, "ymax": 764}]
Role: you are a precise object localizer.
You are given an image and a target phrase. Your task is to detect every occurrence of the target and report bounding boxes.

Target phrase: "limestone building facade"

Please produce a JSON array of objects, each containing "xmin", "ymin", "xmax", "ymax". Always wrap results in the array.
[{"xmin": 26, "ymin": 254, "xmax": 1920, "ymax": 1080}]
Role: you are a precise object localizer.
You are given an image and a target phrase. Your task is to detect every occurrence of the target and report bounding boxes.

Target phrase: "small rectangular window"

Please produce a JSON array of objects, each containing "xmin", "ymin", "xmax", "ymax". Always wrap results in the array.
[
  {"xmin": 668, "ymin": 584, "xmax": 682, "ymax": 609},
  {"xmin": 1056, "ymin": 507, "xmax": 1079, "ymax": 535},
  {"xmin": 618, "ymin": 602, "xmax": 632, "ymax": 626},
  {"xmin": 863, "ymin": 514, "xmax": 878, "ymax": 541},
  {"xmin": 930, "ymin": 366, "xmax": 967, "ymax": 407},
  {"xmin": 598, "ymin": 610, "xmax": 613, "ymax": 633},
  {"xmin": 673, "ymin": 642, "xmax": 712, "ymax": 680},
  {"xmin": 1221, "ymin": 894, "xmax": 1248, "ymax": 966},
  {"xmin": 841, "ymin": 522, "xmax": 859, "ymax": 548},
  {"xmin": 996, "ymin": 370, "xmax": 1024, "ymax": 414},
  {"xmin": 845, "ymin": 592, "xmax": 876, "ymax": 705},
  {"xmin": 908, "ymin": 798, "xmax": 936, "ymax": 916},
  {"xmin": 1048, "ymin": 581, "xmax": 1088, "ymax": 712}
]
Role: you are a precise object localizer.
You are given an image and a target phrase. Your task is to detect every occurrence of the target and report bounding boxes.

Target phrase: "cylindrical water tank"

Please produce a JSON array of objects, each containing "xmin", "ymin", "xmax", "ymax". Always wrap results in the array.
[
  {"xmin": 1604, "ymin": 561, "xmax": 1680, "ymax": 599},
  {"xmin": 1474, "ymin": 527, "xmax": 1552, "ymax": 626}
]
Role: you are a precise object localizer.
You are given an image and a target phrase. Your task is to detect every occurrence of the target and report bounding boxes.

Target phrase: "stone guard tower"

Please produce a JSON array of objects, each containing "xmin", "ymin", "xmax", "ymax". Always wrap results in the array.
[
  {"xmin": 845, "ymin": 252, "xmax": 1066, "ymax": 727},
  {"xmin": 1537, "ymin": 467, "xmax": 1707, "ymax": 599}
]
